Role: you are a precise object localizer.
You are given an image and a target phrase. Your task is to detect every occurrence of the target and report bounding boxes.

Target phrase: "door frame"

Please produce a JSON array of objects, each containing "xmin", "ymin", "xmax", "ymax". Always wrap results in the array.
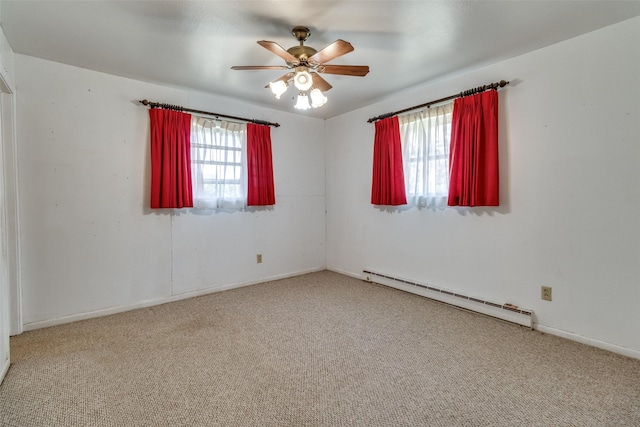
[{"xmin": 0, "ymin": 74, "xmax": 21, "ymax": 337}]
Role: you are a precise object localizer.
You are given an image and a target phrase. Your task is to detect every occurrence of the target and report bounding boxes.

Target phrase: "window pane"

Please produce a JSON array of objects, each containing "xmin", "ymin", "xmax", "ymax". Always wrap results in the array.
[
  {"xmin": 191, "ymin": 117, "xmax": 247, "ymax": 208},
  {"xmin": 399, "ymin": 103, "xmax": 453, "ymax": 207}
]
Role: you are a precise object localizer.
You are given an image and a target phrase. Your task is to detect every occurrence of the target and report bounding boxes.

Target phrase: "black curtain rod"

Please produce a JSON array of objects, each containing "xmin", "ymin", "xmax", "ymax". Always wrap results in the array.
[
  {"xmin": 138, "ymin": 100, "xmax": 280, "ymax": 127},
  {"xmin": 367, "ymin": 80, "xmax": 509, "ymax": 123}
]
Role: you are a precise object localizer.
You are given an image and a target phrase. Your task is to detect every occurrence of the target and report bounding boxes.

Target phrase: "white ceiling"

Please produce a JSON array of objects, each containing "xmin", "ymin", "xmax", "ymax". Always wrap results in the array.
[{"xmin": 2, "ymin": 1, "xmax": 640, "ymax": 119}]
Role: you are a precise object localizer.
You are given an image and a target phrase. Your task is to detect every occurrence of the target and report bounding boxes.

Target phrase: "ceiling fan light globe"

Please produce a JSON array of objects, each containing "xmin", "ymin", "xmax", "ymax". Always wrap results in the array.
[
  {"xmin": 269, "ymin": 80, "xmax": 288, "ymax": 99},
  {"xmin": 293, "ymin": 69, "xmax": 313, "ymax": 91},
  {"xmin": 310, "ymin": 88, "xmax": 328, "ymax": 108},
  {"xmin": 294, "ymin": 93, "xmax": 311, "ymax": 110}
]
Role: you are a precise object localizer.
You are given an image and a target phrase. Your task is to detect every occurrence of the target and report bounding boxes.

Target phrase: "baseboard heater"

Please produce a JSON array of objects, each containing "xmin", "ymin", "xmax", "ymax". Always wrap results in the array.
[{"xmin": 363, "ymin": 269, "xmax": 533, "ymax": 328}]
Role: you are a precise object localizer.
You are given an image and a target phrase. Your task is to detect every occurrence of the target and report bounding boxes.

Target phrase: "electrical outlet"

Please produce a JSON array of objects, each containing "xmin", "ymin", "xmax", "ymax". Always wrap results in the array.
[
  {"xmin": 256, "ymin": 254, "xmax": 262, "ymax": 264},
  {"xmin": 541, "ymin": 286, "xmax": 552, "ymax": 301}
]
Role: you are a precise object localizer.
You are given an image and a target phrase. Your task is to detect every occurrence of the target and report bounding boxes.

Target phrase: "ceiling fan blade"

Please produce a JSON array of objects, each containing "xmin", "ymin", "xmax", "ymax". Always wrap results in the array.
[
  {"xmin": 257, "ymin": 40, "xmax": 299, "ymax": 64},
  {"xmin": 308, "ymin": 40, "xmax": 354, "ymax": 65},
  {"xmin": 264, "ymin": 73, "xmax": 295, "ymax": 88},
  {"xmin": 318, "ymin": 65, "xmax": 370, "ymax": 77},
  {"xmin": 231, "ymin": 65, "xmax": 290, "ymax": 70},
  {"xmin": 311, "ymin": 73, "xmax": 333, "ymax": 92}
]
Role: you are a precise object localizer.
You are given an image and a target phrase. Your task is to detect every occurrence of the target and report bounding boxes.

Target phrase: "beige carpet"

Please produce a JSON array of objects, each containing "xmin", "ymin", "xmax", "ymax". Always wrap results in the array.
[{"xmin": 1, "ymin": 270, "xmax": 639, "ymax": 426}]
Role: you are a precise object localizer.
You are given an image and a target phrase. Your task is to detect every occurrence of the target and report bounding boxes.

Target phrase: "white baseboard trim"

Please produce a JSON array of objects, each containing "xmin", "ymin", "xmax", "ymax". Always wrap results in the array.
[
  {"xmin": 22, "ymin": 267, "xmax": 325, "ymax": 332},
  {"xmin": 326, "ymin": 267, "xmax": 365, "ymax": 281},
  {"xmin": 535, "ymin": 324, "xmax": 640, "ymax": 360},
  {"xmin": 0, "ymin": 361, "xmax": 8, "ymax": 385},
  {"xmin": 21, "ymin": 267, "xmax": 640, "ymax": 361}
]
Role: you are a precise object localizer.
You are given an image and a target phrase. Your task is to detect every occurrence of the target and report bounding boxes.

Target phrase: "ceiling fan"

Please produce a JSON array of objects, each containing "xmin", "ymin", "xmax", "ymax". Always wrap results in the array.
[{"xmin": 231, "ymin": 26, "xmax": 369, "ymax": 110}]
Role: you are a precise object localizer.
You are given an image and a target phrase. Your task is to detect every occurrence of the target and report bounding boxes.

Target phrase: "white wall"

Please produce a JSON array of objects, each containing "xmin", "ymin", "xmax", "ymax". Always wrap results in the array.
[
  {"xmin": 15, "ymin": 55, "xmax": 326, "ymax": 328},
  {"xmin": 326, "ymin": 17, "xmax": 640, "ymax": 357}
]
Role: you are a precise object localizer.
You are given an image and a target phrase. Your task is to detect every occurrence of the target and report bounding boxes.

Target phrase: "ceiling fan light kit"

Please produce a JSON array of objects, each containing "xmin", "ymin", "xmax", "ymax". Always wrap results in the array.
[
  {"xmin": 309, "ymin": 88, "xmax": 328, "ymax": 108},
  {"xmin": 294, "ymin": 92, "xmax": 311, "ymax": 110},
  {"xmin": 269, "ymin": 80, "xmax": 288, "ymax": 99},
  {"xmin": 232, "ymin": 26, "xmax": 369, "ymax": 111},
  {"xmin": 293, "ymin": 67, "xmax": 313, "ymax": 91}
]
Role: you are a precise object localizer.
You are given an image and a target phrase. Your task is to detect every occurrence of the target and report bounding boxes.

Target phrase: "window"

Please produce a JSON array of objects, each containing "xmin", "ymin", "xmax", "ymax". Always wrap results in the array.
[
  {"xmin": 399, "ymin": 103, "xmax": 453, "ymax": 208},
  {"xmin": 191, "ymin": 117, "xmax": 247, "ymax": 209}
]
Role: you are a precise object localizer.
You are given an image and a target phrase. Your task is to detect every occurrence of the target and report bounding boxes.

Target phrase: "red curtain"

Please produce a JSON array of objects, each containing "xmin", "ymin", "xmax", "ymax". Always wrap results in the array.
[
  {"xmin": 247, "ymin": 123, "xmax": 276, "ymax": 206},
  {"xmin": 371, "ymin": 116, "xmax": 407, "ymax": 206},
  {"xmin": 448, "ymin": 90, "xmax": 499, "ymax": 207},
  {"xmin": 149, "ymin": 109, "xmax": 193, "ymax": 209}
]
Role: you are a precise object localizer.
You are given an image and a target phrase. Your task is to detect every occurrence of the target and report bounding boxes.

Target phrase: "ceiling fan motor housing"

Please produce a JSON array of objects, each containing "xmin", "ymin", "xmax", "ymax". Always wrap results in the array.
[{"xmin": 287, "ymin": 45, "xmax": 318, "ymax": 63}]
